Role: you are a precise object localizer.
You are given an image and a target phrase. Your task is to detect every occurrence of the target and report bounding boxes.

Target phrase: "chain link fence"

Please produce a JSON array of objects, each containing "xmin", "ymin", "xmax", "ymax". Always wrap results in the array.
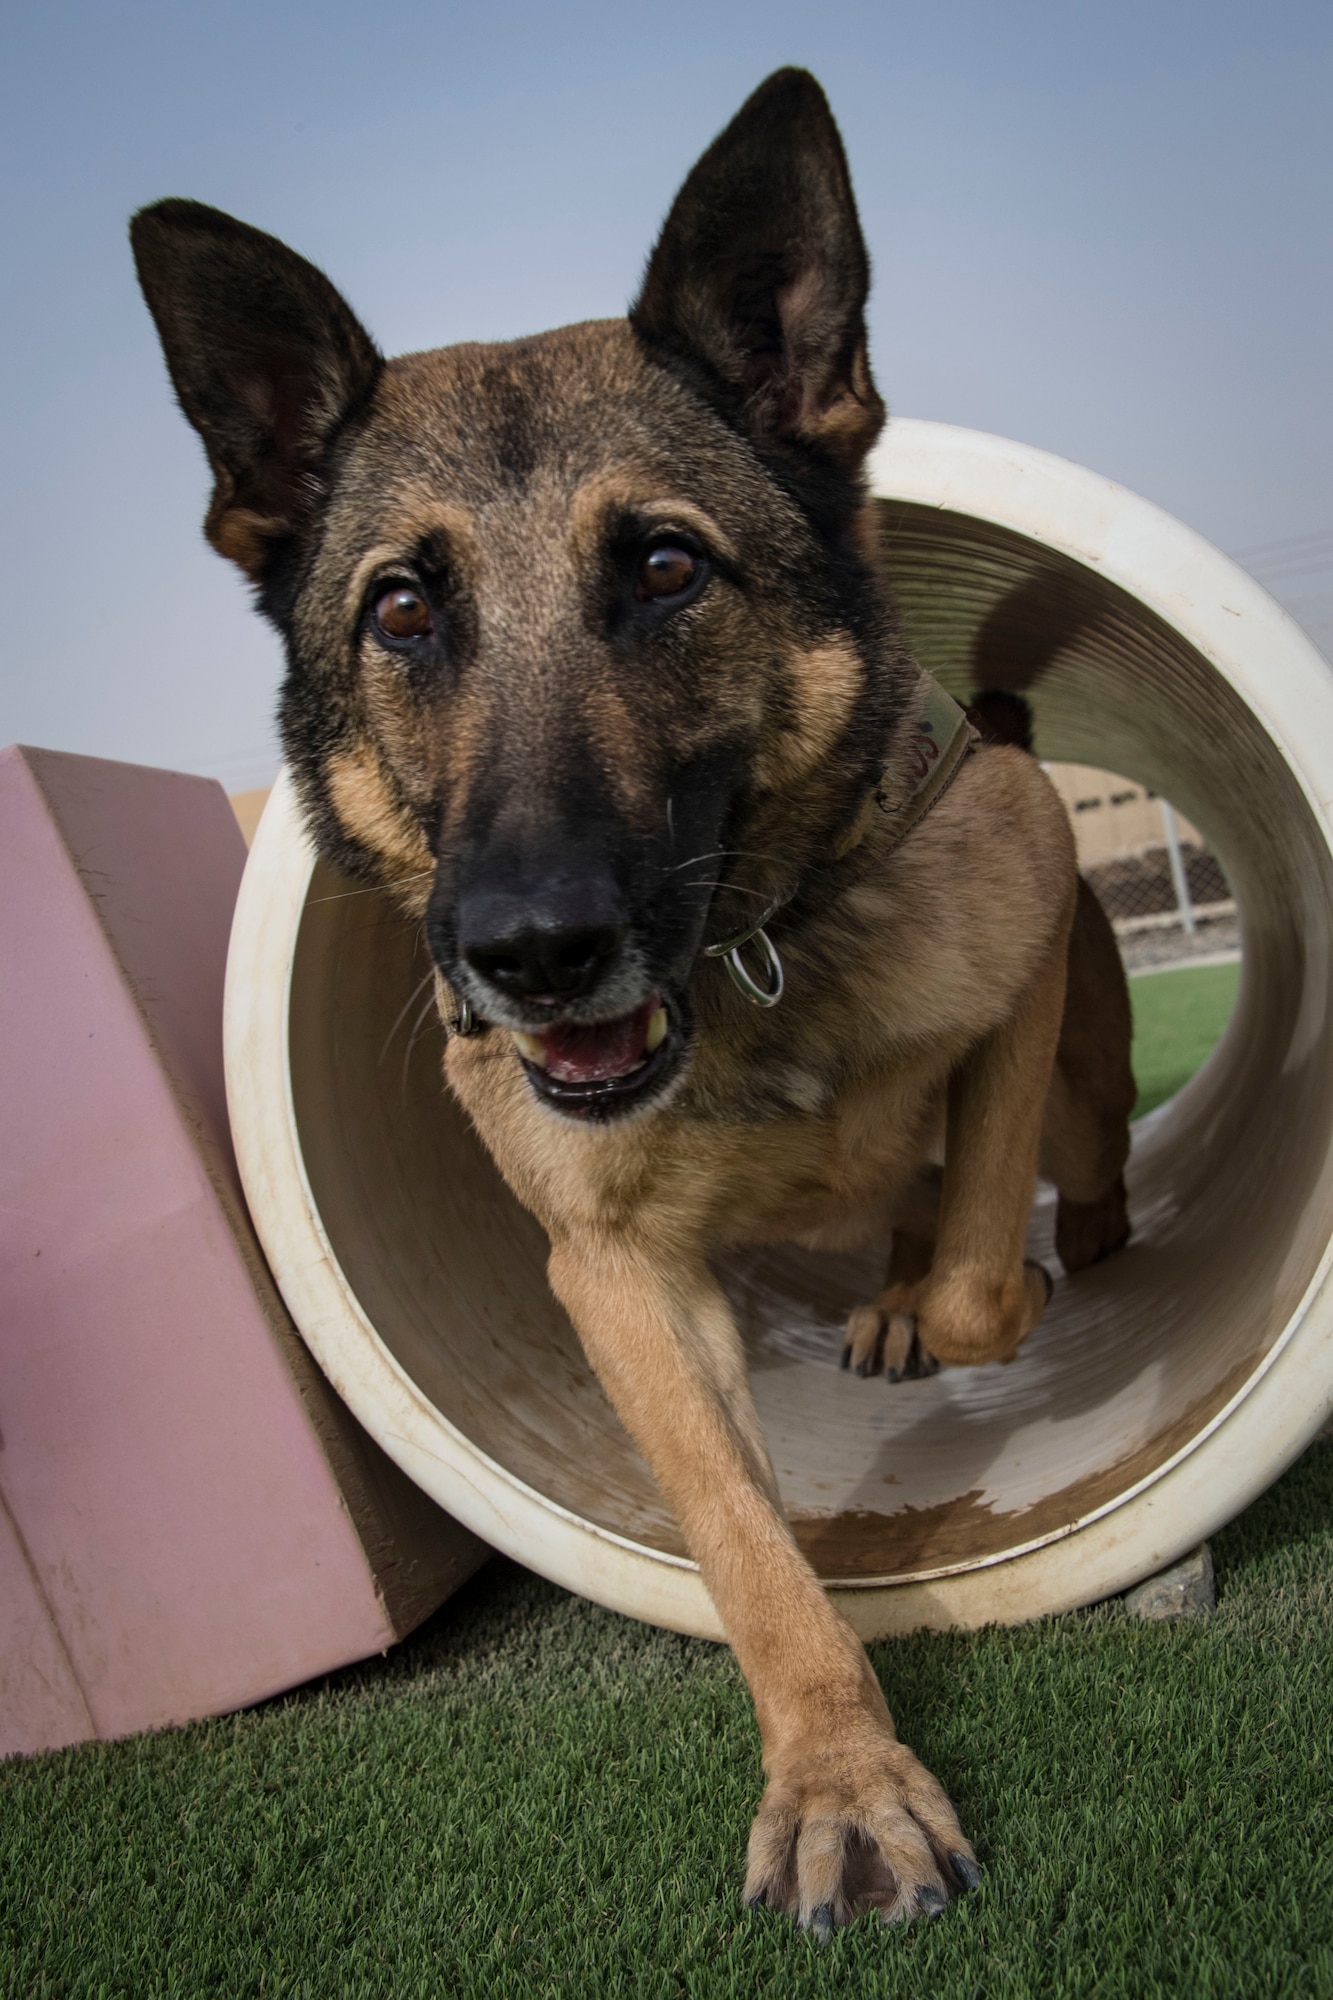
[{"xmin": 1045, "ymin": 765, "xmax": 1239, "ymax": 972}]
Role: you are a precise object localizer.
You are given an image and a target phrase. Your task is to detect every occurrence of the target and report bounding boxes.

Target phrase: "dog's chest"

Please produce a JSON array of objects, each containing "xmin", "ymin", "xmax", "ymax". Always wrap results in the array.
[{"xmin": 448, "ymin": 1019, "xmax": 945, "ymax": 1255}]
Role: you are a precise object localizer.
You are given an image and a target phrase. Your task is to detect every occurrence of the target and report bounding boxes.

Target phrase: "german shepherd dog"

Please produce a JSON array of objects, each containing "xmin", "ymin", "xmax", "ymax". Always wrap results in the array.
[{"xmin": 133, "ymin": 69, "xmax": 1133, "ymax": 1936}]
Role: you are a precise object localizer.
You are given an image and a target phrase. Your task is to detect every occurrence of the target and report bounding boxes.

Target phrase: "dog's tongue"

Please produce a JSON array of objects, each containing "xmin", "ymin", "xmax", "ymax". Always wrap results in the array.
[{"xmin": 541, "ymin": 994, "xmax": 659, "ymax": 1083}]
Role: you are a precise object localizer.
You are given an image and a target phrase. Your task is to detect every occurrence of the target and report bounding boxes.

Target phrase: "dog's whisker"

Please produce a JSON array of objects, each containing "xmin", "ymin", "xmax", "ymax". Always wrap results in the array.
[
  {"xmin": 680, "ymin": 880, "xmax": 776, "ymax": 900},
  {"xmin": 663, "ymin": 848, "xmax": 783, "ymax": 876},
  {"xmin": 378, "ymin": 966, "xmax": 439, "ymax": 1066},
  {"xmin": 401, "ymin": 985, "xmax": 444, "ymax": 1101},
  {"xmin": 663, "ymin": 850, "xmax": 727, "ymax": 875},
  {"xmin": 306, "ymin": 869, "xmax": 433, "ymax": 906}
]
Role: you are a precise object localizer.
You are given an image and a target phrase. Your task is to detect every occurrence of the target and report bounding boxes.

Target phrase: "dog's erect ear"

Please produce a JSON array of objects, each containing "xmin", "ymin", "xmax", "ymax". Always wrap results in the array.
[
  {"xmin": 130, "ymin": 199, "xmax": 382, "ymax": 577},
  {"xmin": 631, "ymin": 69, "xmax": 884, "ymax": 472}
]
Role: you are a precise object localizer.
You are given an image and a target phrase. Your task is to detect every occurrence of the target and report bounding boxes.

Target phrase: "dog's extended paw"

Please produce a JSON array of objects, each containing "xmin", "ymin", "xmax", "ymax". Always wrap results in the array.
[
  {"xmin": 743, "ymin": 1729, "xmax": 979, "ymax": 1936},
  {"xmin": 841, "ymin": 1287, "xmax": 938, "ymax": 1382}
]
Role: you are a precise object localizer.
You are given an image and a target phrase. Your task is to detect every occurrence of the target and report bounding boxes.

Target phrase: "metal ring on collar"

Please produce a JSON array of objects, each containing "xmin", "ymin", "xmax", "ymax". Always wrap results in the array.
[
  {"xmin": 724, "ymin": 928, "xmax": 784, "ymax": 1007},
  {"xmin": 707, "ymin": 925, "xmax": 784, "ymax": 1008},
  {"xmin": 433, "ymin": 968, "xmax": 483, "ymax": 1039}
]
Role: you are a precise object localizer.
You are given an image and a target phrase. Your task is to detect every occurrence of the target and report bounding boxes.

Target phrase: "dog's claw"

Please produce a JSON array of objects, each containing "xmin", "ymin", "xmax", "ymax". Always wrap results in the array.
[
  {"xmin": 846, "ymin": 1293, "xmax": 946, "ymax": 1382},
  {"xmin": 949, "ymin": 1850, "xmax": 982, "ymax": 1892},
  {"xmin": 1025, "ymin": 1257, "xmax": 1055, "ymax": 1307},
  {"xmin": 747, "ymin": 1732, "xmax": 971, "ymax": 1942}
]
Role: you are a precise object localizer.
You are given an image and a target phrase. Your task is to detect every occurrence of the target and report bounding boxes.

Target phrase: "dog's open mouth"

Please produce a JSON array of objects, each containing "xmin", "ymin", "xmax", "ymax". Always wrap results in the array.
[{"xmin": 510, "ymin": 992, "xmax": 678, "ymax": 1120}]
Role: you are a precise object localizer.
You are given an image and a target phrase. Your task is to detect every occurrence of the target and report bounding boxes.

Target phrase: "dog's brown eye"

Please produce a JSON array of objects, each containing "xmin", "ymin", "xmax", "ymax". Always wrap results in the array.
[
  {"xmin": 635, "ymin": 544, "xmax": 700, "ymax": 602},
  {"xmin": 373, "ymin": 586, "xmax": 433, "ymax": 642}
]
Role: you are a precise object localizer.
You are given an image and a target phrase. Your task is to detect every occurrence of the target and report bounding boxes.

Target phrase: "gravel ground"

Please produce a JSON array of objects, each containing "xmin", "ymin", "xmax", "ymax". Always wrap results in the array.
[{"xmin": 1118, "ymin": 912, "xmax": 1241, "ymax": 974}]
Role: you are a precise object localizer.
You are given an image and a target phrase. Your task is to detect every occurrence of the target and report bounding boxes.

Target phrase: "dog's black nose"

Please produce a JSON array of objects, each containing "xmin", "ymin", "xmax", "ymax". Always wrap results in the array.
[{"xmin": 458, "ymin": 878, "xmax": 628, "ymax": 1002}]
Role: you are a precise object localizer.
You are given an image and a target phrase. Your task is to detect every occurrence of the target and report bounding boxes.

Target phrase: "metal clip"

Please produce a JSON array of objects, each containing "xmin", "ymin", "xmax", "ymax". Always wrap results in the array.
[
  {"xmin": 704, "ymin": 902, "xmax": 785, "ymax": 1009},
  {"xmin": 435, "ymin": 970, "xmax": 482, "ymax": 1038}
]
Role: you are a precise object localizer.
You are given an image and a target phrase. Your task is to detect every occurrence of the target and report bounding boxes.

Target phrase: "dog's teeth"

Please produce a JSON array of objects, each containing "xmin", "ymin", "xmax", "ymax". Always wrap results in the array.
[
  {"xmin": 645, "ymin": 1007, "xmax": 668, "ymax": 1054},
  {"xmin": 512, "ymin": 1031, "xmax": 548, "ymax": 1067}
]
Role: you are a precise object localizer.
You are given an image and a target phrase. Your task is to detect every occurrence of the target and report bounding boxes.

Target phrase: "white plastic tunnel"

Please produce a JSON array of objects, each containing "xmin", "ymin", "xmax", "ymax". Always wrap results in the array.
[{"xmin": 226, "ymin": 420, "xmax": 1333, "ymax": 1640}]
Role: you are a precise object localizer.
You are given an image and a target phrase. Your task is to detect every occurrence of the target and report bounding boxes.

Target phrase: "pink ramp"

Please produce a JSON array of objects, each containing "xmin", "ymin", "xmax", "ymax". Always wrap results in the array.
[{"xmin": 0, "ymin": 745, "xmax": 486, "ymax": 1758}]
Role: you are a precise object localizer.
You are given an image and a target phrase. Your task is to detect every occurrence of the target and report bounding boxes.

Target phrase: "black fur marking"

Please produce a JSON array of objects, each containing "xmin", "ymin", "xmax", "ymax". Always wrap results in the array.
[
  {"xmin": 130, "ymin": 198, "xmax": 383, "ymax": 558},
  {"xmin": 631, "ymin": 69, "xmax": 883, "ymax": 476},
  {"xmin": 483, "ymin": 368, "xmax": 541, "ymax": 489}
]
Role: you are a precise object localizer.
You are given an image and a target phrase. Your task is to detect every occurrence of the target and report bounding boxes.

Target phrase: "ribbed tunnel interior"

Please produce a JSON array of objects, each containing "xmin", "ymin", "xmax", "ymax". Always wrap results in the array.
[{"xmin": 285, "ymin": 500, "xmax": 1333, "ymax": 1590}]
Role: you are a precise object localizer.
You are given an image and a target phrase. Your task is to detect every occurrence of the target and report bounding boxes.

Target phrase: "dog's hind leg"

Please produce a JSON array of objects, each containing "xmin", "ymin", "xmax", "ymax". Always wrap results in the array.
[
  {"xmin": 1042, "ymin": 877, "xmax": 1136, "ymax": 1273},
  {"xmin": 547, "ymin": 1236, "xmax": 978, "ymax": 1935},
  {"xmin": 910, "ymin": 911, "xmax": 1071, "ymax": 1368}
]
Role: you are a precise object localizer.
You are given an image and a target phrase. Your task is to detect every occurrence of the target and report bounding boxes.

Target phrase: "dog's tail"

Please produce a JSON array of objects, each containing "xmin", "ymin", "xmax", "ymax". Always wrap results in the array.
[{"xmin": 967, "ymin": 687, "xmax": 1034, "ymax": 753}]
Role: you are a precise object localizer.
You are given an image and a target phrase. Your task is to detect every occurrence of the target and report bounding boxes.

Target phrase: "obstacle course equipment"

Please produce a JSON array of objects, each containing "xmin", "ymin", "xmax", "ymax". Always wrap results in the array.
[
  {"xmin": 226, "ymin": 421, "xmax": 1333, "ymax": 1640},
  {"xmin": 0, "ymin": 747, "xmax": 484, "ymax": 1758}
]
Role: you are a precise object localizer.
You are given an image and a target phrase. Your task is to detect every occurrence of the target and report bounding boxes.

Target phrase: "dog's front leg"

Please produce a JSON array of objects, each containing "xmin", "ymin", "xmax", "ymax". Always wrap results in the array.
[{"xmin": 548, "ymin": 1236, "xmax": 978, "ymax": 1935}]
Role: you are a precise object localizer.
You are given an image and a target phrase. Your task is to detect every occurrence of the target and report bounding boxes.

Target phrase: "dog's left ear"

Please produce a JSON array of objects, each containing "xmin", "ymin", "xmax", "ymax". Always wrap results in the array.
[{"xmin": 631, "ymin": 69, "xmax": 884, "ymax": 472}]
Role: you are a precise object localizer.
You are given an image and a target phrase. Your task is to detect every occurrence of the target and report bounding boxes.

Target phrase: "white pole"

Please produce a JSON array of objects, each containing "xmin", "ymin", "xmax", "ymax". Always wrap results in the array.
[{"xmin": 1159, "ymin": 797, "xmax": 1197, "ymax": 937}]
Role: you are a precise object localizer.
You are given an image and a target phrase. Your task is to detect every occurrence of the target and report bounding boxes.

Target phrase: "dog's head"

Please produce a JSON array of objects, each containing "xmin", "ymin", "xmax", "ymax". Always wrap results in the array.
[{"xmin": 133, "ymin": 69, "xmax": 912, "ymax": 1122}]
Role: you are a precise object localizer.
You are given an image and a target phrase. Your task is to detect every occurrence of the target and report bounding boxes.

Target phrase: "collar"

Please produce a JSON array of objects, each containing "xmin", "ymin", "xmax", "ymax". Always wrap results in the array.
[
  {"xmin": 707, "ymin": 669, "xmax": 979, "ymax": 1008},
  {"xmin": 874, "ymin": 671, "xmax": 979, "ymax": 849}
]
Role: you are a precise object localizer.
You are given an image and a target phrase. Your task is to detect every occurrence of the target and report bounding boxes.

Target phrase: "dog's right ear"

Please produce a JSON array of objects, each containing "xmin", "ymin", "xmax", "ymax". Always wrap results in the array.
[
  {"xmin": 631, "ymin": 69, "xmax": 884, "ymax": 473},
  {"xmin": 130, "ymin": 200, "xmax": 382, "ymax": 578}
]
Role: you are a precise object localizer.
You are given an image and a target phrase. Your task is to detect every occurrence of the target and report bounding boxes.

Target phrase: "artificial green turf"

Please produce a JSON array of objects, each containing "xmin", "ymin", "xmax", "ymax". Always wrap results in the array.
[
  {"xmin": 6, "ymin": 949, "xmax": 1294, "ymax": 1997},
  {"xmin": 1130, "ymin": 959, "xmax": 1241, "ymax": 1118},
  {"xmin": 5, "ymin": 1437, "xmax": 1333, "ymax": 1997}
]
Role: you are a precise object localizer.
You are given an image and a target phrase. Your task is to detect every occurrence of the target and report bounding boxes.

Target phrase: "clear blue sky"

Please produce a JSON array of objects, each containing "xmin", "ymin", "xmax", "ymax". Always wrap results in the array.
[{"xmin": 2, "ymin": 0, "xmax": 1329, "ymax": 787}]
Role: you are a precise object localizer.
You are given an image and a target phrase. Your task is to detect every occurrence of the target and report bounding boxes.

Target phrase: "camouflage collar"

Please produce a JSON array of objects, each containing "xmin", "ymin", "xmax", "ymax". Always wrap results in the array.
[
  {"xmin": 708, "ymin": 671, "xmax": 978, "ymax": 1009},
  {"xmin": 875, "ymin": 672, "xmax": 979, "ymax": 848}
]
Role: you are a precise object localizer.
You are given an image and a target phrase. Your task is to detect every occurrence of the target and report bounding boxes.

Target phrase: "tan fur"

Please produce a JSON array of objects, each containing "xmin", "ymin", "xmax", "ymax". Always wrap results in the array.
[
  {"xmin": 210, "ymin": 505, "xmax": 286, "ymax": 576},
  {"xmin": 441, "ymin": 740, "xmax": 1096, "ymax": 1923},
  {"xmin": 567, "ymin": 474, "xmax": 740, "ymax": 572},
  {"xmin": 232, "ymin": 294, "xmax": 1120, "ymax": 1941},
  {"xmin": 445, "ymin": 746, "xmax": 1077, "ymax": 1259},
  {"xmin": 757, "ymin": 639, "xmax": 865, "ymax": 789},
  {"xmin": 133, "ymin": 72, "xmax": 1135, "ymax": 1933},
  {"xmin": 326, "ymin": 747, "xmax": 433, "ymax": 909}
]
